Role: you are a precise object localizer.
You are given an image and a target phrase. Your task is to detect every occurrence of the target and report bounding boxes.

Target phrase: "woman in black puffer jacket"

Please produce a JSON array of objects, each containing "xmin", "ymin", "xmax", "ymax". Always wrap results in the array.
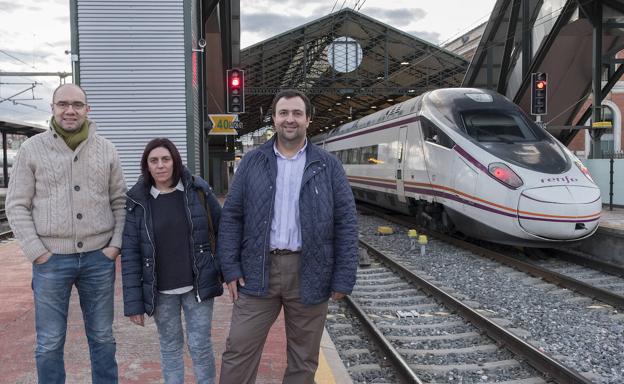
[{"xmin": 121, "ymin": 137, "xmax": 222, "ymax": 384}]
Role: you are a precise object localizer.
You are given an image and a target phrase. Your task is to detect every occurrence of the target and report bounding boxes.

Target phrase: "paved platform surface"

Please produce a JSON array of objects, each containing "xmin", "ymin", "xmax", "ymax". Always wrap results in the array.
[
  {"xmin": 599, "ymin": 206, "xmax": 624, "ymax": 231},
  {"xmin": 0, "ymin": 240, "xmax": 349, "ymax": 383}
]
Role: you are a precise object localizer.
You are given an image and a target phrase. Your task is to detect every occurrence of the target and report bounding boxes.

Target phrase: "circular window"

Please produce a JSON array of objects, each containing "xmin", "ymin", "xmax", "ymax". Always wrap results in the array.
[{"xmin": 327, "ymin": 37, "xmax": 363, "ymax": 73}]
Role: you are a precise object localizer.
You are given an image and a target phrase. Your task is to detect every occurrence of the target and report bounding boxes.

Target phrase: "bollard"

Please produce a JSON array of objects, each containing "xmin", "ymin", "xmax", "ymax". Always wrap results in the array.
[
  {"xmin": 418, "ymin": 235, "xmax": 428, "ymax": 257},
  {"xmin": 407, "ymin": 229, "xmax": 418, "ymax": 251},
  {"xmin": 359, "ymin": 247, "xmax": 371, "ymax": 267},
  {"xmin": 377, "ymin": 226, "xmax": 394, "ymax": 235}
]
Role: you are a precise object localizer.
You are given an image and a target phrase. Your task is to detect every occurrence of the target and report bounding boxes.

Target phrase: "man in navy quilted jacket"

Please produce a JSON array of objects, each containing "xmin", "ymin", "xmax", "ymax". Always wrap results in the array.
[{"xmin": 217, "ymin": 89, "xmax": 358, "ymax": 384}]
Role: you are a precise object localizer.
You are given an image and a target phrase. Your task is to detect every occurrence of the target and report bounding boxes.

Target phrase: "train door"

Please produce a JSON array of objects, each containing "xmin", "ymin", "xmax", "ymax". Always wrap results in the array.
[
  {"xmin": 405, "ymin": 120, "xmax": 431, "ymax": 197},
  {"xmin": 396, "ymin": 126, "xmax": 408, "ymax": 203},
  {"xmin": 452, "ymin": 156, "xmax": 477, "ymax": 212},
  {"xmin": 421, "ymin": 118, "xmax": 455, "ymax": 204}
]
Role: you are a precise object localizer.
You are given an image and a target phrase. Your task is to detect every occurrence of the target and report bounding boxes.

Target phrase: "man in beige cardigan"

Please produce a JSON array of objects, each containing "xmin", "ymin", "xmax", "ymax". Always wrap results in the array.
[{"xmin": 6, "ymin": 84, "xmax": 126, "ymax": 384}]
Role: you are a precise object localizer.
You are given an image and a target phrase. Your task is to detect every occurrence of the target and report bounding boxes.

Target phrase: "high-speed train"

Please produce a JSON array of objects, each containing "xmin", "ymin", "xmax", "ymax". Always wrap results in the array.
[{"xmin": 315, "ymin": 88, "xmax": 601, "ymax": 247}]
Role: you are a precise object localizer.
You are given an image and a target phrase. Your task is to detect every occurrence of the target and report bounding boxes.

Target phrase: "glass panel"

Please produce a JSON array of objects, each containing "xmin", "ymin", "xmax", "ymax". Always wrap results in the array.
[{"xmin": 462, "ymin": 111, "xmax": 542, "ymax": 142}]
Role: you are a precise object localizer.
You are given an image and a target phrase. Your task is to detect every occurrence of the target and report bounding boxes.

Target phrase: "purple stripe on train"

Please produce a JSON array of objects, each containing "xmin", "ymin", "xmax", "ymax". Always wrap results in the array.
[{"xmin": 349, "ymin": 178, "xmax": 599, "ymax": 224}]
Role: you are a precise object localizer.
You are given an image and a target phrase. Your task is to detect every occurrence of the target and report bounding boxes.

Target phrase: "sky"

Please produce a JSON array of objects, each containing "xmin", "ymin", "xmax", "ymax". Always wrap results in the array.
[{"xmin": 0, "ymin": 0, "xmax": 496, "ymax": 125}]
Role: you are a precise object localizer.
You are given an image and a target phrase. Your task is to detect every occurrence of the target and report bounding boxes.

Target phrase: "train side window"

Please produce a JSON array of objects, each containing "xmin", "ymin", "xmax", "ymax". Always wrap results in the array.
[
  {"xmin": 340, "ymin": 150, "xmax": 348, "ymax": 164},
  {"xmin": 355, "ymin": 147, "xmax": 362, "ymax": 164},
  {"xmin": 421, "ymin": 118, "xmax": 453, "ymax": 149},
  {"xmin": 348, "ymin": 148, "xmax": 361, "ymax": 164},
  {"xmin": 363, "ymin": 145, "xmax": 379, "ymax": 164}
]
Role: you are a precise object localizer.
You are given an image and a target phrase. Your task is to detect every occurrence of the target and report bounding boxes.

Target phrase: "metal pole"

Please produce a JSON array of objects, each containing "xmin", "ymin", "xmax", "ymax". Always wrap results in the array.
[
  {"xmin": 610, "ymin": 155, "xmax": 614, "ymax": 211},
  {"xmin": 486, "ymin": 47, "xmax": 493, "ymax": 90},
  {"xmin": 590, "ymin": 1, "xmax": 603, "ymax": 159},
  {"xmin": 2, "ymin": 131, "xmax": 8, "ymax": 188},
  {"xmin": 521, "ymin": 0, "xmax": 531, "ymax": 79}
]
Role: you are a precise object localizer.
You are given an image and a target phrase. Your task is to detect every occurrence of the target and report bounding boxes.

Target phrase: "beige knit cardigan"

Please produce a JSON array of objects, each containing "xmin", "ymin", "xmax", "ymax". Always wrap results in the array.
[{"xmin": 6, "ymin": 121, "xmax": 127, "ymax": 262}]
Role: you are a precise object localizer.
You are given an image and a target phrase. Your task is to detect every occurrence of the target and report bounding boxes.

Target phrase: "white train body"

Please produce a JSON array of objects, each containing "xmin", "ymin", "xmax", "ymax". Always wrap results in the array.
[{"xmin": 319, "ymin": 88, "xmax": 601, "ymax": 246}]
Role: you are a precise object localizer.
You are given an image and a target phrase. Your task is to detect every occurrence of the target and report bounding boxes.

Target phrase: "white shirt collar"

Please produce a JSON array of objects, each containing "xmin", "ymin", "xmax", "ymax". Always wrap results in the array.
[
  {"xmin": 273, "ymin": 138, "xmax": 307, "ymax": 160},
  {"xmin": 150, "ymin": 179, "xmax": 184, "ymax": 199}
]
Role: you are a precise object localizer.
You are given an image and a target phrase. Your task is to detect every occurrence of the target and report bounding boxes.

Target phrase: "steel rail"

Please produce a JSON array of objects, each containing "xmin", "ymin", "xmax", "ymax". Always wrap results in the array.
[
  {"xmin": 359, "ymin": 239, "xmax": 593, "ymax": 384},
  {"xmin": 437, "ymin": 232, "xmax": 624, "ymax": 311},
  {"xmin": 551, "ymin": 248, "xmax": 624, "ymax": 278},
  {"xmin": 344, "ymin": 295, "xmax": 424, "ymax": 384}
]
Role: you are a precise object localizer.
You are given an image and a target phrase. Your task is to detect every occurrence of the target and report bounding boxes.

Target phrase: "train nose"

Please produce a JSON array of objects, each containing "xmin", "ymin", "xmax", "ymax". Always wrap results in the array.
[{"xmin": 517, "ymin": 186, "xmax": 601, "ymax": 240}]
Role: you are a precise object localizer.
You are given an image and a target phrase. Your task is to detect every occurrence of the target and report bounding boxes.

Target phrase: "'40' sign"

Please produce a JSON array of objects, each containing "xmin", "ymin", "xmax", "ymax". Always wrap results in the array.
[{"xmin": 208, "ymin": 114, "xmax": 242, "ymax": 135}]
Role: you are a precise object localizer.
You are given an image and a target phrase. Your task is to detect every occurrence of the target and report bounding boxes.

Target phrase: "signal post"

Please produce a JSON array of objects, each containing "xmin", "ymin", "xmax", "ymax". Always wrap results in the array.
[{"xmin": 530, "ymin": 72, "xmax": 547, "ymax": 126}]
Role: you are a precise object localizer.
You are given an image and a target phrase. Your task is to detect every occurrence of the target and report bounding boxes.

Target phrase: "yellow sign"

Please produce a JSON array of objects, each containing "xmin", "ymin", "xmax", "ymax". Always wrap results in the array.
[
  {"xmin": 592, "ymin": 121, "xmax": 613, "ymax": 129},
  {"xmin": 208, "ymin": 114, "xmax": 240, "ymax": 135}
]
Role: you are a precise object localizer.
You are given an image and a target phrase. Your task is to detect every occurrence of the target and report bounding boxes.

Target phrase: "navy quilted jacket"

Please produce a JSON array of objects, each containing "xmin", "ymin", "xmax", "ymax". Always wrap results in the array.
[
  {"xmin": 217, "ymin": 137, "xmax": 358, "ymax": 305},
  {"xmin": 121, "ymin": 168, "xmax": 223, "ymax": 316}
]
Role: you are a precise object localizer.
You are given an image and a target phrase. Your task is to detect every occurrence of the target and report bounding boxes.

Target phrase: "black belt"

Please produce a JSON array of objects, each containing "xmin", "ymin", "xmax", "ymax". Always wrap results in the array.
[{"xmin": 270, "ymin": 249, "xmax": 298, "ymax": 255}]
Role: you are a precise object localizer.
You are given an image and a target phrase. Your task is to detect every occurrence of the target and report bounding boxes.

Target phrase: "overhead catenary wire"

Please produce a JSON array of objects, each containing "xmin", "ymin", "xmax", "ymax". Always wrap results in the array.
[
  {"xmin": 337, "ymin": 0, "xmax": 348, "ymax": 13},
  {"xmin": 0, "ymin": 49, "xmax": 33, "ymax": 68}
]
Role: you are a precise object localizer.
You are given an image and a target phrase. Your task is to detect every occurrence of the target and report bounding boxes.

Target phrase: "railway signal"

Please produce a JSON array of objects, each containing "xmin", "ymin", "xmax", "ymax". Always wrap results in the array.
[
  {"xmin": 226, "ymin": 68, "xmax": 245, "ymax": 114},
  {"xmin": 530, "ymin": 72, "xmax": 548, "ymax": 116}
]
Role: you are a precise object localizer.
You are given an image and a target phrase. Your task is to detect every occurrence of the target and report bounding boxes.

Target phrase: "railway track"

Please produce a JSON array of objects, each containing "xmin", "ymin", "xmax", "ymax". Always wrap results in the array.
[
  {"xmin": 328, "ymin": 240, "xmax": 593, "ymax": 383},
  {"xmin": 357, "ymin": 203, "xmax": 624, "ymax": 311},
  {"xmin": 518, "ymin": 248, "xmax": 624, "ymax": 299},
  {"xmin": 343, "ymin": 204, "xmax": 624, "ymax": 382},
  {"xmin": 328, "ymin": 242, "xmax": 591, "ymax": 384}
]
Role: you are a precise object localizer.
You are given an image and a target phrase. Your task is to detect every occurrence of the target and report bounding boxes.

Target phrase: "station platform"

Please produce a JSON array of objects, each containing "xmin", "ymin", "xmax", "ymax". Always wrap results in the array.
[
  {"xmin": 597, "ymin": 206, "xmax": 624, "ymax": 231},
  {"xmin": 0, "ymin": 240, "xmax": 351, "ymax": 383}
]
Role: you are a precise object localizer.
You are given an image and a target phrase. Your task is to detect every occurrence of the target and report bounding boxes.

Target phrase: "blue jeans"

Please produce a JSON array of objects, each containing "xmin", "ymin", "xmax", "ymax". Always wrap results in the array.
[
  {"xmin": 154, "ymin": 291, "xmax": 215, "ymax": 384},
  {"xmin": 32, "ymin": 250, "xmax": 118, "ymax": 384}
]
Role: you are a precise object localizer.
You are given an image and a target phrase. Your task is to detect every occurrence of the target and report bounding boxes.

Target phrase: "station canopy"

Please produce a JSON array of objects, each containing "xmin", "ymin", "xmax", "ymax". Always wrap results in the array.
[
  {"xmin": 238, "ymin": 8, "xmax": 468, "ymax": 137},
  {"xmin": 0, "ymin": 118, "xmax": 47, "ymax": 136}
]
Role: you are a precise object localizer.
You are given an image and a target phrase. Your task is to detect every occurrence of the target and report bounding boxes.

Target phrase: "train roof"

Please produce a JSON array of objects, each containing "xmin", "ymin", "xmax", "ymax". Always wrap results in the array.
[
  {"xmin": 327, "ymin": 96, "xmax": 423, "ymax": 138},
  {"xmin": 425, "ymin": 88, "xmax": 512, "ymax": 108},
  {"xmin": 325, "ymin": 88, "xmax": 515, "ymax": 140}
]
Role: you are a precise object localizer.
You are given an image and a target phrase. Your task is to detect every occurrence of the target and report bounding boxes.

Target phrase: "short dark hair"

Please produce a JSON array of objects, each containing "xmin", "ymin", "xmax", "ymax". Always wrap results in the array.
[
  {"xmin": 141, "ymin": 138, "xmax": 184, "ymax": 187},
  {"xmin": 270, "ymin": 89, "xmax": 311, "ymax": 118},
  {"xmin": 52, "ymin": 84, "xmax": 88, "ymax": 103}
]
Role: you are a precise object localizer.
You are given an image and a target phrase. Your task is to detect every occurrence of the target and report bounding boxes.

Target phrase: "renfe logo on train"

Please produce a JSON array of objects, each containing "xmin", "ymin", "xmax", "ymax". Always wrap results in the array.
[{"xmin": 540, "ymin": 176, "xmax": 579, "ymax": 183}]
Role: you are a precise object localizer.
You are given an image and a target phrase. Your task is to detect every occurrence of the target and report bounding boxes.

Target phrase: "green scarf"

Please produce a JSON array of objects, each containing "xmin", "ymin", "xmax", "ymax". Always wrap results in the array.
[{"xmin": 51, "ymin": 118, "xmax": 89, "ymax": 151}]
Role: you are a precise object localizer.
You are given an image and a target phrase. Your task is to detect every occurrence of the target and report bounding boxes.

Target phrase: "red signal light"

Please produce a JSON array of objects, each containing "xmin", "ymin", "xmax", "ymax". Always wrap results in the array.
[
  {"xmin": 536, "ymin": 80, "xmax": 546, "ymax": 90},
  {"xmin": 226, "ymin": 68, "xmax": 245, "ymax": 113}
]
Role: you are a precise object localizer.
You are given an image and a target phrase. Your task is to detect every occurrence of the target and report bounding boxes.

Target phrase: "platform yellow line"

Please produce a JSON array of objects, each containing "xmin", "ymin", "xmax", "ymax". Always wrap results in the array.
[{"xmin": 314, "ymin": 348, "xmax": 336, "ymax": 383}]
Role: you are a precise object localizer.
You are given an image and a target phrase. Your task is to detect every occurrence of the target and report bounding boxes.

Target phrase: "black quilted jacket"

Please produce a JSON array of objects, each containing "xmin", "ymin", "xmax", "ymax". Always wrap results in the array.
[{"xmin": 121, "ymin": 168, "xmax": 223, "ymax": 316}]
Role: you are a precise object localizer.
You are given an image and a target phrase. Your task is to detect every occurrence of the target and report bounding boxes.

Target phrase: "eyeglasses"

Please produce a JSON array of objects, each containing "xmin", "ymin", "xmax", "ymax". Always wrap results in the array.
[{"xmin": 54, "ymin": 101, "xmax": 87, "ymax": 110}]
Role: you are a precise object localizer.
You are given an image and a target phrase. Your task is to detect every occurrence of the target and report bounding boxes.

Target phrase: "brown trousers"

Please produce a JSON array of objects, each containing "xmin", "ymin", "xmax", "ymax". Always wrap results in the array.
[{"xmin": 219, "ymin": 252, "xmax": 329, "ymax": 384}]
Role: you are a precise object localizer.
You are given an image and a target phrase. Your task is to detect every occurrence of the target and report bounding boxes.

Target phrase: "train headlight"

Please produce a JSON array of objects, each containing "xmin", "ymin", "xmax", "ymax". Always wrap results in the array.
[
  {"xmin": 488, "ymin": 162, "xmax": 523, "ymax": 189},
  {"xmin": 574, "ymin": 160, "xmax": 594, "ymax": 183}
]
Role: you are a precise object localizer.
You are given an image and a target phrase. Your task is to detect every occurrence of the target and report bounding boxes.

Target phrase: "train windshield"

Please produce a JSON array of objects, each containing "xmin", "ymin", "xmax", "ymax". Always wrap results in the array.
[
  {"xmin": 460, "ymin": 111, "xmax": 570, "ymax": 173},
  {"xmin": 462, "ymin": 112, "xmax": 542, "ymax": 142}
]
